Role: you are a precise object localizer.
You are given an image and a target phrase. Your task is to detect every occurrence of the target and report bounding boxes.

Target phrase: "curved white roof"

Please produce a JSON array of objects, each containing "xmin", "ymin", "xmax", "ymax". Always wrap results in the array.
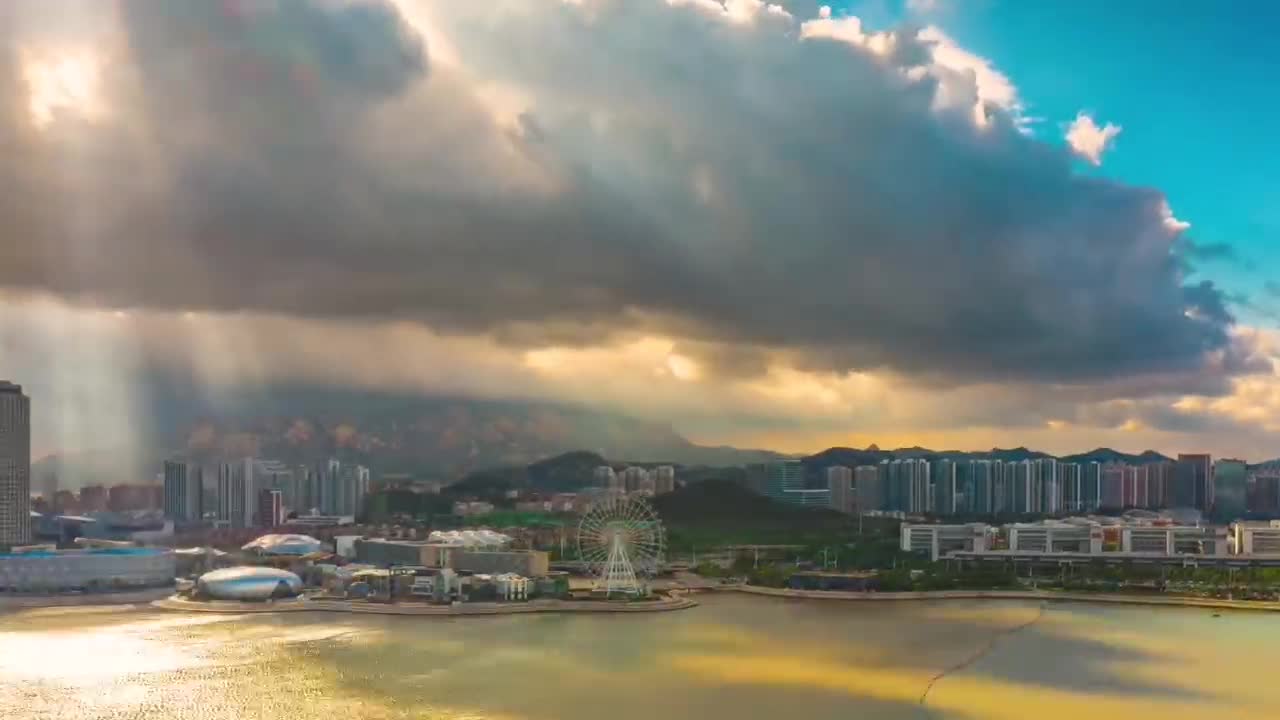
[
  {"xmin": 197, "ymin": 566, "xmax": 303, "ymax": 600},
  {"xmin": 241, "ymin": 533, "xmax": 325, "ymax": 556},
  {"xmin": 427, "ymin": 529, "xmax": 512, "ymax": 547}
]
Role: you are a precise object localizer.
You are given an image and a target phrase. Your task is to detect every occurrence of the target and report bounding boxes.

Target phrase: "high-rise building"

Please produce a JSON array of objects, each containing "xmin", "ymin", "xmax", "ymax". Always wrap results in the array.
[
  {"xmin": 257, "ymin": 488, "xmax": 284, "ymax": 528},
  {"xmin": 163, "ymin": 461, "xmax": 204, "ymax": 524},
  {"xmin": 1175, "ymin": 454, "xmax": 1213, "ymax": 511},
  {"xmin": 620, "ymin": 466, "xmax": 651, "ymax": 493},
  {"xmin": 765, "ymin": 462, "xmax": 829, "ymax": 507},
  {"xmin": 854, "ymin": 465, "xmax": 882, "ymax": 513},
  {"xmin": 217, "ymin": 459, "xmax": 256, "ymax": 529},
  {"xmin": 883, "ymin": 459, "xmax": 931, "ymax": 514},
  {"xmin": 826, "ymin": 466, "xmax": 853, "ymax": 514},
  {"xmin": 40, "ymin": 473, "xmax": 58, "ymax": 503},
  {"xmin": 652, "ymin": 466, "xmax": 676, "ymax": 495},
  {"xmin": 593, "ymin": 466, "xmax": 619, "ymax": 491},
  {"xmin": 1249, "ymin": 468, "xmax": 1280, "ymax": 515},
  {"xmin": 1213, "ymin": 459, "xmax": 1247, "ymax": 523},
  {"xmin": 0, "ymin": 382, "xmax": 31, "ymax": 548},
  {"xmin": 970, "ymin": 460, "xmax": 995, "ymax": 515},
  {"xmin": 932, "ymin": 460, "xmax": 958, "ymax": 515},
  {"xmin": 1100, "ymin": 462, "xmax": 1127, "ymax": 510}
]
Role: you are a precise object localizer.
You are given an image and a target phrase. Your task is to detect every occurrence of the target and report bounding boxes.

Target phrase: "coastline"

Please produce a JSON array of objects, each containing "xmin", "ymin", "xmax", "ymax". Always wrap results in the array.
[
  {"xmin": 0, "ymin": 586, "xmax": 177, "ymax": 612},
  {"xmin": 152, "ymin": 591, "xmax": 698, "ymax": 616},
  {"xmin": 728, "ymin": 584, "xmax": 1280, "ymax": 612}
]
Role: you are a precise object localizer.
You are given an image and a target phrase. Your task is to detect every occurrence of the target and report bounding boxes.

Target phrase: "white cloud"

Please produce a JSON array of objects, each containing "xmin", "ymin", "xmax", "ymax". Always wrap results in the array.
[
  {"xmin": 917, "ymin": 25, "xmax": 1024, "ymax": 129},
  {"xmin": 1066, "ymin": 111, "xmax": 1122, "ymax": 165}
]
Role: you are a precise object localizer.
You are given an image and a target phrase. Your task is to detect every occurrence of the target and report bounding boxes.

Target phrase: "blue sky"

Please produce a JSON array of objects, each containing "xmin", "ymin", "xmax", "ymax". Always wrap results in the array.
[{"xmin": 841, "ymin": 0, "xmax": 1280, "ymax": 321}]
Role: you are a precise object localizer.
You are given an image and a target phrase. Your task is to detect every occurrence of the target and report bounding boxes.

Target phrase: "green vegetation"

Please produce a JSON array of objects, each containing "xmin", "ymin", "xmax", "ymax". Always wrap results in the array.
[{"xmin": 654, "ymin": 479, "xmax": 899, "ymax": 551}]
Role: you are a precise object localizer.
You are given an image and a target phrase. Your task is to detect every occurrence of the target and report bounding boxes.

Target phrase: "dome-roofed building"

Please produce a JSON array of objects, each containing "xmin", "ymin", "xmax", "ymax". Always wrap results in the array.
[
  {"xmin": 196, "ymin": 566, "xmax": 302, "ymax": 600},
  {"xmin": 241, "ymin": 534, "xmax": 324, "ymax": 556}
]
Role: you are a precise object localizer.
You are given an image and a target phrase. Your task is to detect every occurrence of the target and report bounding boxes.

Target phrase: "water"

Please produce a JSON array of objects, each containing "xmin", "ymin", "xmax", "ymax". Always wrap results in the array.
[{"xmin": 2, "ymin": 594, "xmax": 1278, "ymax": 719}]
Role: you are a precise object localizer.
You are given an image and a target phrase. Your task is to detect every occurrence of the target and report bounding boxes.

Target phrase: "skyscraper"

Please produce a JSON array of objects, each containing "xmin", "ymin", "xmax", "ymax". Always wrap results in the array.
[
  {"xmin": 932, "ymin": 460, "xmax": 957, "ymax": 515},
  {"xmin": 217, "ymin": 459, "xmax": 256, "ymax": 529},
  {"xmin": 652, "ymin": 466, "xmax": 676, "ymax": 495},
  {"xmin": 257, "ymin": 488, "xmax": 284, "ymax": 528},
  {"xmin": 765, "ymin": 461, "xmax": 829, "ymax": 507},
  {"xmin": 826, "ymin": 465, "xmax": 853, "ymax": 514},
  {"xmin": 854, "ymin": 465, "xmax": 882, "ymax": 513},
  {"xmin": 163, "ymin": 461, "xmax": 204, "ymax": 524},
  {"xmin": 1212, "ymin": 459, "xmax": 1247, "ymax": 523},
  {"xmin": 594, "ymin": 466, "xmax": 621, "ymax": 492},
  {"xmin": 883, "ymin": 459, "xmax": 931, "ymax": 514},
  {"xmin": 0, "ymin": 382, "xmax": 31, "ymax": 548},
  {"xmin": 620, "ymin": 466, "xmax": 651, "ymax": 493},
  {"xmin": 1175, "ymin": 454, "xmax": 1213, "ymax": 511}
]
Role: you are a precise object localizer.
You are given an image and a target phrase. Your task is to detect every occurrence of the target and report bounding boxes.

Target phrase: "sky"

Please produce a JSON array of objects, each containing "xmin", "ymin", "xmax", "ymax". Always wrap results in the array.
[{"xmin": 1, "ymin": 0, "xmax": 1278, "ymax": 461}]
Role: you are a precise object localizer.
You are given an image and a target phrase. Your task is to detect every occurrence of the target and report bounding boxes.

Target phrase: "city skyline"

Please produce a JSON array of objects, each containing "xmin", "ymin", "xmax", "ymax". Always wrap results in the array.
[{"xmin": 4, "ymin": 0, "xmax": 1280, "ymax": 464}]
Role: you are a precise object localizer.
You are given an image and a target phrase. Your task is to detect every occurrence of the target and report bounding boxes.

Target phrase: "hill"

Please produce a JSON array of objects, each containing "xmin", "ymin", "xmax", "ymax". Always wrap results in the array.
[
  {"xmin": 801, "ymin": 445, "xmax": 1164, "ymax": 470},
  {"xmin": 1059, "ymin": 448, "xmax": 1173, "ymax": 465},
  {"xmin": 651, "ymin": 478, "xmax": 875, "ymax": 549},
  {"xmin": 35, "ymin": 391, "xmax": 782, "ymax": 490}
]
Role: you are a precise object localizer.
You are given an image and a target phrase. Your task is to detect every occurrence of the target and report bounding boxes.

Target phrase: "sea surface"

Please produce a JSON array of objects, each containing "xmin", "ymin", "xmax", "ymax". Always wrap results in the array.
[{"xmin": 2, "ymin": 594, "xmax": 1277, "ymax": 720}]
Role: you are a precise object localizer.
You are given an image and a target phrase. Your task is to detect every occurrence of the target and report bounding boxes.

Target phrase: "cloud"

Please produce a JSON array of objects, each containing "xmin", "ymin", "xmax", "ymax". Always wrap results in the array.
[
  {"xmin": 1066, "ymin": 111, "xmax": 1121, "ymax": 165},
  {"xmin": 0, "ymin": 0, "xmax": 1266, "ymax": 457}
]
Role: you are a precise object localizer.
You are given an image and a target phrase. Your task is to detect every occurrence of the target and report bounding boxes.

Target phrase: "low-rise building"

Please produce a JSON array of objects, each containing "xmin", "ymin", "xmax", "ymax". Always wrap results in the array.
[
  {"xmin": 454, "ymin": 550, "xmax": 549, "ymax": 577},
  {"xmin": 1233, "ymin": 521, "xmax": 1280, "ymax": 555},
  {"xmin": 1120, "ymin": 525, "xmax": 1229, "ymax": 556},
  {"xmin": 1007, "ymin": 523, "xmax": 1103, "ymax": 554},
  {"xmin": 494, "ymin": 573, "xmax": 530, "ymax": 601},
  {"xmin": 900, "ymin": 524, "xmax": 990, "ymax": 561},
  {"xmin": 0, "ymin": 547, "xmax": 175, "ymax": 593}
]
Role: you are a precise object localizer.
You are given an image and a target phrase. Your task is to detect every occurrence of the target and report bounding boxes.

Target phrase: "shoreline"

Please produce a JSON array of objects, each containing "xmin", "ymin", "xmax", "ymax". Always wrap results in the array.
[
  {"xmin": 728, "ymin": 584, "xmax": 1280, "ymax": 612},
  {"xmin": 152, "ymin": 591, "xmax": 698, "ymax": 616},
  {"xmin": 0, "ymin": 587, "xmax": 177, "ymax": 612}
]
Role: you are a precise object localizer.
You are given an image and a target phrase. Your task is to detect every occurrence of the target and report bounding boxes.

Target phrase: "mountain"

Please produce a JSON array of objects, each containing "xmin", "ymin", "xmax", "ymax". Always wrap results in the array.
[
  {"xmin": 34, "ymin": 391, "xmax": 781, "ymax": 491},
  {"xmin": 1059, "ymin": 448, "xmax": 1174, "ymax": 465},
  {"xmin": 800, "ymin": 445, "xmax": 1163, "ymax": 470},
  {"xmin": 801, "ymin": 445, "xmax": 1053, "ymax": 469}
]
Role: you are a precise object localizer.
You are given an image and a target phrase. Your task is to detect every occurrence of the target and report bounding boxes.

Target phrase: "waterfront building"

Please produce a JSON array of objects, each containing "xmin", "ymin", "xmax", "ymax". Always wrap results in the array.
[
  {"xmin": 241, "ymin": 533, "xmax": 323, "ymax": 556},
  {"xmin": 1007, "ymin": 523, "xmax": 1102, "ymax": 553},
  {"xmin": 0, "ymin": 547, "xmax": 174, "ymax": 593},
  {"xmin": 1212, "ymin": 459, "xmax": 1247, "ymax": 523},
  {"xmin": 1121, "ymin": 525, "xmax": 1228, "ymax": 556},
  {"xmin": 652, "ymin": 466, "xmax": 676, "ymax": 495},
  {"xmin": 0, "ymin": 381, "xmax": 31, "ymax": 547},
  {"xmin": 196, "ymin": 566, "xmax": 302, "ymax": 600},
  {"xmin": 854, "ymin": 465, "xmax": 882, "ymax": 513},
  {"xmin": 494, "ymin": 573, "xmax": 530, "ymax": 601},
  {"xmin": 1174, "ymin": 454, "xmax": 1213, "ymax": 511},
  {"xmin": 826, "ymin": 466, "xmax": 853, "ymax": 514},
  {"xmin": 900, "ymin": 524, "xmax": 989, "ymax": 561},
  {"xmin": 1233, "ymin": 521, "xmax": 1280, "ymax": 555}
]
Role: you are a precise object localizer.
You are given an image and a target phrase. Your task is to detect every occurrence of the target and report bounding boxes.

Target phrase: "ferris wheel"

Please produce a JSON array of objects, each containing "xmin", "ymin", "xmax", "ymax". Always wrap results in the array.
[{"xmin": 577, "ymin": 495, "xmax": 666, "ymax": 596}]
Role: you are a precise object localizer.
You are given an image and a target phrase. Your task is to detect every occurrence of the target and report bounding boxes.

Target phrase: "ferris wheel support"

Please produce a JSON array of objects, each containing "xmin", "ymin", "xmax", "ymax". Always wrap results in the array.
[{"xmin": 600, "ymin": 533, "xmax": 643, "ymax": 596}]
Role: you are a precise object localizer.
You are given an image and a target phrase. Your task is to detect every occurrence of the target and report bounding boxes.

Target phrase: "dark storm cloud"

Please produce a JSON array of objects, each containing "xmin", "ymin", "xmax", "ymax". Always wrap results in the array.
[{"xmin": 0, "ymin": 0, "xmax": 1258, "ymax": 387}]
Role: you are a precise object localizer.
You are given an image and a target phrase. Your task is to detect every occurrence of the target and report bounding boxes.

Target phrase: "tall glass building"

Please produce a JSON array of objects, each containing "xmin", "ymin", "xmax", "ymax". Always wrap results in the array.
[
  {"xmin": 0, "ymin": 382, "xmax": 31, "ymax": 548},
  {"xmin": 1213, "ymin": 459, "xmax": 1247, "ymax": 523}
]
